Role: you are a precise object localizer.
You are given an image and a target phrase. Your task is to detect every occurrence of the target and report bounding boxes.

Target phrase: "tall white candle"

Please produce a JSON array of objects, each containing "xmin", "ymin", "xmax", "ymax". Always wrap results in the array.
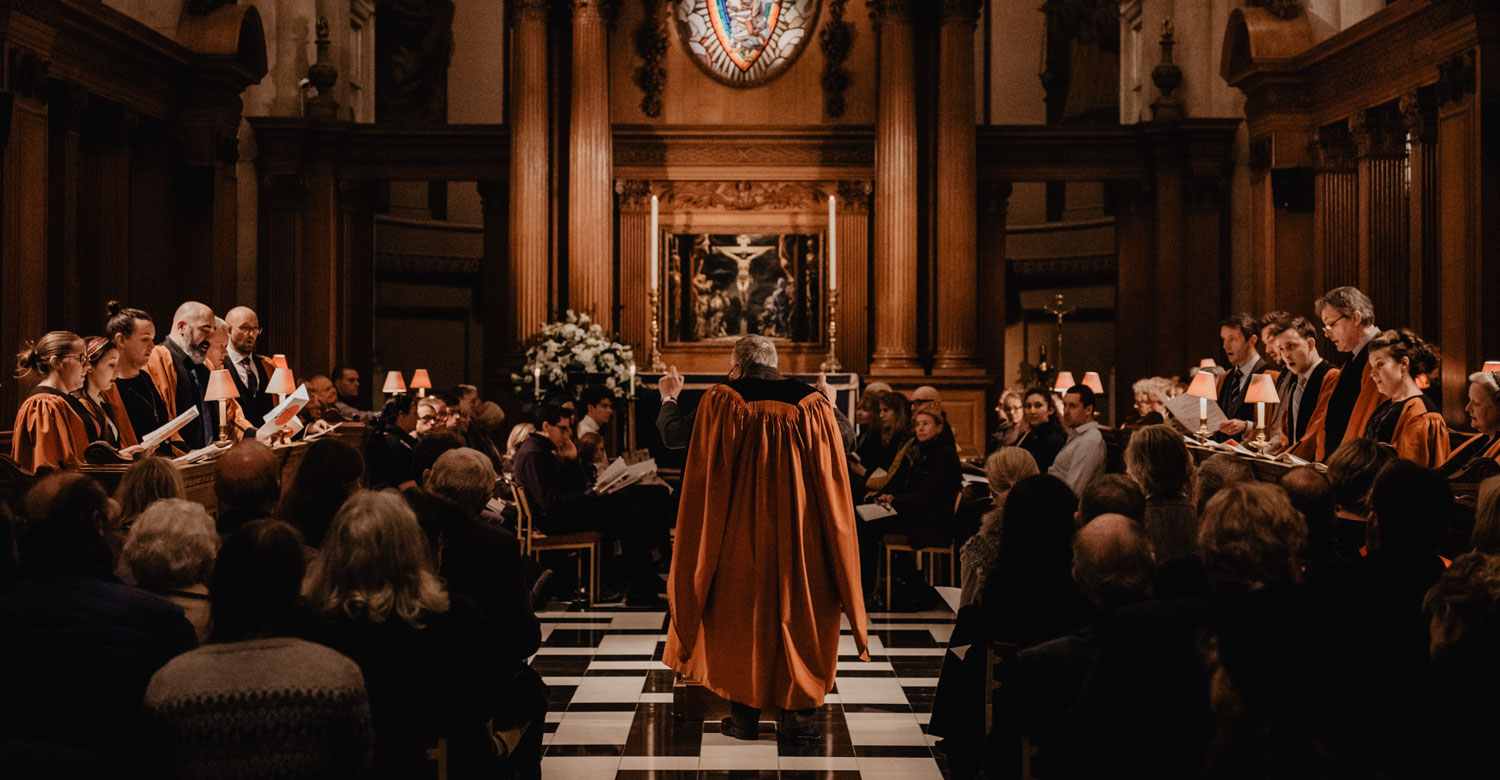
[
  {"xmin": 828, "ymin": 195, "xmax": 837, "ymax": 291},
  {"xmin": 629, "ymin": 364, "xmax": 637, "ymax": 397},
  {"xmin": 1199, "ymin": 397, "xmax": 1207, "ymax": 425},
  {"xmin": 533, "ymin": 366, "xmax": 541, "ymax": 395},
  {"xmin": 1256, "ymin": 402, "xmax": 1265, "ymax": 434},
  {"xmin": 649, "ymin": 194, "xmax": 659, "ymax": 292}
]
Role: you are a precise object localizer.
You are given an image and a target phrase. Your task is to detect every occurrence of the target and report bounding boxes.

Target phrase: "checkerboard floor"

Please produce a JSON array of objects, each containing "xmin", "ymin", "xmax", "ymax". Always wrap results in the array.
[{"xmin": 534, "ymin": 605, "xmax": 956, "ymax": 780}]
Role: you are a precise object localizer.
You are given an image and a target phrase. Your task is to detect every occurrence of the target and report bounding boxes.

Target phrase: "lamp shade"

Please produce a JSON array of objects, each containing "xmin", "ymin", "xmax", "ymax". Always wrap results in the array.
[
  {"xmin": 382, "ymin": 370, "xmax": 407, "ymax": 394},
  {"xmin": 410, "ymin": 369, "xmax": 432, "ymax": 390},
  {"xmin": 272, "ymin": 354, "xmax": 289, "ymax": 370},
  {"xmin": 1199, "ymin": 358, "xmax": 1218, "ymax": 369},
  {"xmin": 203, "ymin": 369, "xmax": 240, "ymax": 402},
  {"xmin": 265, "ymin": 367, "xmax": 297, "ymax": 396},
  {"xmin": 1244, "ymin": 373, "xmax": 1280, "ymax": 405},
  {"xmin": 1052, "ymin": 371, "xmax": 1077, "ymax": 393},
  {"xmin": 1187, "ymin": 371, "xmax": 1218, "ymax": 400},
  {"xmin": 1082, "ymin": 371, "xmax": 1105, "ymax": 394},
  {"xmin": 1483, "ymin": 360, "xmax": 1500, "ymax": 373}
]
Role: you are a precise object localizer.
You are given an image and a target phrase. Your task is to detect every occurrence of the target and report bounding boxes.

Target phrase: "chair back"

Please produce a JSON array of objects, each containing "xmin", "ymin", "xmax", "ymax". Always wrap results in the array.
[{"xmin": 511, "ymin": 482, "xmax": 535, "ymax": 557}]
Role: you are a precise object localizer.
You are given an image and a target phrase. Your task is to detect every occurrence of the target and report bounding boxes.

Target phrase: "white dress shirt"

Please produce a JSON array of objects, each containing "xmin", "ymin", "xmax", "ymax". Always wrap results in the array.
[
  {"xmin": 225, "ymin": 345, "xmax": 258, "ymax": 390},
  {"xmin": 577, "ymin": 414, "xmax": 602, "ymax": 439},
  {"xmin": 1048, "ymin": 420, "xmax": 1106, "ymax": 497}
]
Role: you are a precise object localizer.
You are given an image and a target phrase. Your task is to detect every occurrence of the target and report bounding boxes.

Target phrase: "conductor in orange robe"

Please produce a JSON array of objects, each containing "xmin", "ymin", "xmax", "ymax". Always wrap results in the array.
[{"xmin": 660, "ymin": 335, "xmax": 869, "ymax": 743}]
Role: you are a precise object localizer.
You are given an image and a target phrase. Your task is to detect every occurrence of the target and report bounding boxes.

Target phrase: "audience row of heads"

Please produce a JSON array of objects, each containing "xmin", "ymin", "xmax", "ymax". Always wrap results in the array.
[
  {"xmin": 993, "ymin": 383, "xmax": 1101, "ymax": 430},
  {"xmin": 854, "ymin": 385, "xmax": 954, "ymax": 445},
  {"xmin": 377, "ymin": 384, "xmax": 493, "ymax": 434}
]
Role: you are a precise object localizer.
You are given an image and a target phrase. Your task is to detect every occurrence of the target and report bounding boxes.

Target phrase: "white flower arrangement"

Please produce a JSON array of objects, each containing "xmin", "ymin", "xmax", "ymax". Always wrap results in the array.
[{"xmin": 511, "ymin": 310, "xmax": 636, "ymax": 401}]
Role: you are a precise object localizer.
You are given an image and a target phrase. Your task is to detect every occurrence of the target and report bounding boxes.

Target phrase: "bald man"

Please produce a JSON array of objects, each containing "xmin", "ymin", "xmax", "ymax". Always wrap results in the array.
[
  {"xmin": 146, "ymin": 301, "xmax": 216, "ymax": 449},
  {"xmin": 213, "ymin": 440, "xmax": 282, "ymax": 534},
  {"xmin": 224, "ymin": 306, "xmax": 278, "ymax": 426}
]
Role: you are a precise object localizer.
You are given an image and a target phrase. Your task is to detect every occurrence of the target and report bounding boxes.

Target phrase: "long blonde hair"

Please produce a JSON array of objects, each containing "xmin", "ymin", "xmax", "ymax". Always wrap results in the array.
[{"xmin": 303, "ymin": 490, "xmax": 449, "ymax": 627}]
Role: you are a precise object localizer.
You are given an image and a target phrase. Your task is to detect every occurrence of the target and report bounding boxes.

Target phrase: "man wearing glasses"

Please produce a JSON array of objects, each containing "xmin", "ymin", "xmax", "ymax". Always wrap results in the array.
[
  {"xmin": 1314, "ymin": 286, "xmax": 1384, "ymax": 455},
  {"xmin": 224, "ymin": 306, "xmax": 277, "ymax": 426}
]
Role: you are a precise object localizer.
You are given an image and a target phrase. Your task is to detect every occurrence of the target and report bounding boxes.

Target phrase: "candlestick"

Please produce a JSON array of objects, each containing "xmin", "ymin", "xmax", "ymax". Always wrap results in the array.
[
  {"xmin": 828, "ymin": 194, "xmax": 837, "ymax": 291},
  {"xmin": 533, "ymin": 366, "xmax": 541, "ymax": 396},
  {"xmin": 820, "ymin": 288, "xmax": 842, "ymax": 372},
  {"xmin": 648, "ymin": 288, "xmax": 667, "ymax": 372},
  {"xmin": 1198, "ymin": 397, "xmax": 1208, "ymax": 438},
  {"xmin": 629, "ymin": 364, "xmax": 637, "ymax": 398},
  {"xmin": 649, "ymin": 194, "xmax": 659, "ymax": 292},
  {"xmin": 217, "ymin": 399, "xmax": 229, "ymax": 445}
]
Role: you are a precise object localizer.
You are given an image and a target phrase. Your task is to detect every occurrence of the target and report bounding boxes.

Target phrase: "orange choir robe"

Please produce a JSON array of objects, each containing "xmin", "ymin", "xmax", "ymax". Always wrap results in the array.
[
  {"xmin": 100, "ymin": 384, "xmax": 140, "ymax": 448},
  {"xmin": 1286, "ymin": 367, "xmax": 1342, "ymax": 462},
  {"xmin": 1344, "ymin": 369, "xmax": 1384, "ymax": 453},
  {"xmin": 665, "ymin": 382, "xmax": 870, "ymax": 712},
  {"xmin": 1372, "ymin": 396, "xmax": 1451, "ymax": 468},
  {"xmin": 1439, "ymin": 434, "xmax": 1500, "ymax": 478},
  {"xmin": 10, "ymin": 388, "xmax": 89, "ymax": 474}
]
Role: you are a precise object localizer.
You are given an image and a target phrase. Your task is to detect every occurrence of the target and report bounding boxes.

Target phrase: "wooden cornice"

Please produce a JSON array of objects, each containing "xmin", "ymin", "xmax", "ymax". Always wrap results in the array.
[
  {"xmin": 250, "ymin": 120, "xmax": 513, "ymax": 181},
  {"xmin": 976, "ymin": 121, "xmax": 1241, "ymax": 182},
  {"xmin": 612, "ymin": 124, "xmax": 876, "ymax": 180}
]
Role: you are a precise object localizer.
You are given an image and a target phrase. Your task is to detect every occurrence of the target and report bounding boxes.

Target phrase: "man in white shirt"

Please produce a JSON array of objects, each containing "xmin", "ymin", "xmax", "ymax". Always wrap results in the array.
[
  {"xmin": 224, "ymin": 306, "xmax": 276, "ymax": 426},
  {"xmin": 1049, "ymin": 384, "xmax": 1106, "ymax": 496},
  {"xmin": 576, "ymin": 384, "xmax": 616, "ymax": 440},
  {"xmin": 1216, "ymin": 313, "xmax": 1274, "ymax": 439}
]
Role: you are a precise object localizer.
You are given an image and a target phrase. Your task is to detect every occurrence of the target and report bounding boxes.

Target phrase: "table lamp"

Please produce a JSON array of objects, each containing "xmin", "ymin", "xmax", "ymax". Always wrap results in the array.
[
  {"xmin": 1199, "ymin": 358, "xmax": 1218, "ymax": 369},
  {"xmin": 1244, "ymin": 373, "xmax": 1280, "ymax": 452},
  {"xmin": 1052, "ymin": 371, "xmax": 1077, "ymax": 394},
  {"xmin": 382, "ymin": 370, "xmax": 406, "ymax": 396},
  {"xmin": 1186, "ymin": 371, "xmax": 1218, "ymax": 440},
  {"xmin": 266, "ymin": 367, "xmax": 296, "ymax": 405},
  {"xmin": 1483, "ymin": 360, "xmax": 1500, "ymax": 374},
  {"xmin": 410, "ymin": 369, "xmax": 431, "ymax": 398},
  {"xmin": 203, "ymin": 369, "xmax": 240, "ymax": 446},
  {"xmin": 272, "ymin": 354, "xmax": 290, "ymax": 370},
  {"xmin": 1082, "ymin": 371, "xmax": 1104, "ymax": 394}
]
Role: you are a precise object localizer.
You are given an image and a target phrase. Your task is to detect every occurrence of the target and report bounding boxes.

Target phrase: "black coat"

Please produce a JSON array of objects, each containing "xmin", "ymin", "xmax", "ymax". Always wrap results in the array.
[
  {"xmin": 883, "ymin": 434, "xmax": 963, "ymax": 548},
  {"xmin": 1018, "ymin": 420, "xmax": 1067, "ymax": 471}
]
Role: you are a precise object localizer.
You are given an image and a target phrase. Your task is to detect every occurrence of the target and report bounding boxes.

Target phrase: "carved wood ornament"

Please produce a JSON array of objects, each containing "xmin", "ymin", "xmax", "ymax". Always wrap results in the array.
[
  {"xmin": 634, "ymin": 0, "xmax": 669, "ymax": 116},
  {"xmin": 820, "ymin": 0, "xmax": 852, "ymax": 117}
]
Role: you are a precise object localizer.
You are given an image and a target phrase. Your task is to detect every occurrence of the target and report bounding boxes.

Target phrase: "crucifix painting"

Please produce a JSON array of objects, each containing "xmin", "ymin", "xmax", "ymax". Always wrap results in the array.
[{"xmin": 666, "ymin": 231, "xmax": 824, "ymax": 344}]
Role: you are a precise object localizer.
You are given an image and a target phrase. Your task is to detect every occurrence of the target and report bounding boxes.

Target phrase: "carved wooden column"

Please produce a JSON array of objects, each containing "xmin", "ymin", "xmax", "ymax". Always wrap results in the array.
[
  {"xmin": 510, "ymin": 0, "xmax": 550, "ymax": 348},
  {"xmin": 1311, "ymin": 122, "xmax": 1357, "ymax": 295},
  {"xmin": 1351, "ymin": 105, "xmax": 1409, "ymax": 329},
  {"xmin": 837, "ymin": 181, "xmax": 874, "ymax": 373},
  {"xmin": 1435, "ymin": 50, "xmax": 1486, "ymax": 421},
  {"xmin": 47, "ymin": 84, "xmax": 85, "ymax": 328},
  {"xmin": 568, "ymin": 0, "xmax": 613, "ymax": 323},
  {"xmin": 81, "ymin": 106, "xmax": 136, "ymax": 311},
  {"xmin": 258, "ymin": 171, "xmax": 304, "ymax": 373},
  {"xmin": 933, "ymin": 0, "xmax": 983, "ymax": 375},
  {"xmin": 1113, "ymin": 179, "xmax": 1154, "ymax": 421},
  {"xmin": 870, "ymin": 0, "xmax": 922, "ymax": 375},
  {"xmin": 1401, "ymin": 90, "xmax": 1438, "ymax": 338},
  {"xmin": 976, "ymin": 180, "xmax": 1011, "ymax": 381},
  {"xmin": 1, "ymin": 46, "xmax": 52, "ymax": 416},
  {"xmin": 614, "ymin": 181, "xmax": 651, "ymax": 359}
]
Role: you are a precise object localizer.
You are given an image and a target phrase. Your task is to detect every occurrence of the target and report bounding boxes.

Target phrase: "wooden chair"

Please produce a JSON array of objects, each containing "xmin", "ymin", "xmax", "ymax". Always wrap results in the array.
[
  {"xmin": 880, "ymin": 492, "xmax": 962, "ymax": 610},
  {"xmin": 511, "ymin": 483, "xmax": 601, "ymax": 605}
]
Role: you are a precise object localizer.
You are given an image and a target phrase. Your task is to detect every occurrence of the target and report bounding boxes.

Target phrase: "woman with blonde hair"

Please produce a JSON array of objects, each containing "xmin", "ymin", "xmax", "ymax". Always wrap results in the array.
[
  {"xmin": 10, "ymin": 331, "xmax": 90, "ymax": 474},
  {"xmin": 958, "ymin": 447, "xmax": 1039, "ymax": 607},
  {"xmin": 304, "ymin": 490, "xmax": 509, "ymax": 779},
  {"xmin": 121, "ymin": 498, "xmax": 220, "ymax": 643},
  {"xmin": 501, "ymin": 422, "xmax": 535, "ymax": 475},
  {"xmin": 114, "ymin": 456, "xmax": 186, "ymax": 525}
]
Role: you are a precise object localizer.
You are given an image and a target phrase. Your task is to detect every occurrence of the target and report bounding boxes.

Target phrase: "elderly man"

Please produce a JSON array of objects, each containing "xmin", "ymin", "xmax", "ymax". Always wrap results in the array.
[
  {"xmin": 146, "ymin": 301, "xmax": 217, "ymax": 449},
  {"xmin": 1316, "ymin": 286, "xmax": 1385, "ymax": 455},
  {"xmin": 213, "ymin": 440, "xmax": 282, "ymax": 535},
  {"xmin": 223, "ymin": 306, "xmax": 277, "ymax": 427},
  {"xmin": 1049, "ymin": 384, "xmax": 1106, "ymax": 496},
  {"xmin": 660, "ymin": 335, "xmax": 868, "ymax": 743}
]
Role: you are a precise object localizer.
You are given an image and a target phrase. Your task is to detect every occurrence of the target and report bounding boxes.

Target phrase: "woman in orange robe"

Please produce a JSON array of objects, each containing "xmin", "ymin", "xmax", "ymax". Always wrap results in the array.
[
  {"xmin": 71, "ymin": 336, "xmax": 141, "ymax": 451},
  {"xmin": 1362, "ymin": 328, "xmax": 1450, "ymax": 468},
  {"xmin": 10, "ymin": 331, "xmax": 90, "ymax": 474}
]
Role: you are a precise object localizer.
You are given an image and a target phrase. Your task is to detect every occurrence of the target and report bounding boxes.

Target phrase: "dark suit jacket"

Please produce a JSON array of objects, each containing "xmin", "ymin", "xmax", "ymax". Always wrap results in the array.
[
  {"xmin": 1286, "ymin": 360, "xmax": 1342, "ymax": 461},
  {"xmin": 1216, "ymin": 354, "xmax": 1275, "ymax": 422},
  {"xmin": 656, "ymin": 370, "xmax": 856, "ymax": 452},
  {"xmin": 162, "ymin": 340, "xmax": 213, "ymax": 449},
  {"xmin": 1323, "ymin": 344, "xmax": 1383, "ymax": 454},
  {"xmin": 226, "ymin": 352, "xmax": 276, "ymax": 426}
]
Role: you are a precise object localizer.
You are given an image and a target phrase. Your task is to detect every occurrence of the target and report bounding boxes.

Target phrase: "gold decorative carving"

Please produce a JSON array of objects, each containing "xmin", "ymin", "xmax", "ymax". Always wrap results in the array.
[{"xmin": 659, "ymin": 181, "xmax": 834, "ymax": 211}]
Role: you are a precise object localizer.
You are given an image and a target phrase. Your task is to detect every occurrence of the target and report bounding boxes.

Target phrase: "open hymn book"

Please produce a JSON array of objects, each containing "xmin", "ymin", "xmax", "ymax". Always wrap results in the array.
[
  {"xmin": 86, "ymin": 406, "xmax": 201, "ymax": 464},
  {"xmin": 594, "ymin": 454, "xmax": 658, "ymax": 495}
]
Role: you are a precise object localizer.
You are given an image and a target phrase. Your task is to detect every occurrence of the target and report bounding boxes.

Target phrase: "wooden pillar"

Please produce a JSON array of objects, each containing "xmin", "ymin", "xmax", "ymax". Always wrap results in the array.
[
  {"xmin": 1436, "ymin": 50, "xmax": 1485, "ymax": 423},
  {"xmin": 2, "ymin": 47, "xmax": 51, "ymax": 415},
  {"xmin": 259, "ymin": 171, "xmax": 303, "ymax": 374},
  {"xmin": 567, "ymin": 0, "xmax": 613, "ymax": 324},
  {"xmin": 976, "ymin": 180, "xmax": 1011, "ymax": 380},
  {"xmin": 47, "ymin": 84, "xmax": 85, "ymax": 330},
  {"xmin": 1113, "ymin": 179, "xmax": 1154, "ymax": 422},
  {"xmin": 339, "ymin": 180, "xmax": 376, "ymax": 388},
  {"xmin": 82, "ymin": 106, "xmax": 136, "ymax": 310},
  {"xmin": 480, "ymin": 179, "xmax": 512, "ymax": 395},
  {"xmin": 1150, "ymin": 131, "xmax": 1187, "ymax": 375},
  {"xmin": 299, "ymin": 159, "xmax": 339, "ymax": 379},
  {"xmin": 509, "ymin": 0, "xmax": 550, "ymax": 348},
  {"xmin": 1351, "ymin": 105, "xmax": 1409, "ymax": 330},
  {"xmin": 870, "ymin": 0, "xmax": 922, "ymax": 375},
  {"xmin": 1401, "ymin": 90, "xmax": 1439, "ymax": 339},
  {"xmin": 1311, "ymin": 122, "xmax": 1358, "ymax": 296},
  {"xmin": 932, "ymin": 0, "xmax": 982, "ymax": 375},
  {"xmin": 837, "ymin": 181, "xmax": 874, "ymax": 374},
  {"xmin": 614, "ymin": 181, "xmax": 650, "ymax": 359}
]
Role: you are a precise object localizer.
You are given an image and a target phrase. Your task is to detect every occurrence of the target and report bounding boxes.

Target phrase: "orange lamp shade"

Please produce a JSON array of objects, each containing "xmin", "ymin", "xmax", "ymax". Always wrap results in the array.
[
  {"xmin": 1052, "ymin": 371, "xmax": 1077, "ymax": 393},
  {"xmin": 272, "ymin": 354, "xmax": 290, "ymax": 370},
  {"xmin": 382, "ymin": 370, "xmax": 407, "ymax": 394},
  {"xmin": 1082, "ymin": 371, "xmax": 1104, "ymax": 394},
  {"xmin": 1483, "ymin": 361, "xmax": 1500, "ymax": 373},
  {"xmin": 265, "ymin": 367, "xmax": 297, "ymax": 396},
  {"xmin": 1244, "ymin": 373, "xmax": 1280, "ymax": 405},
  {"xmin": 203, "ymin": 369, "xmax": 240, "ymax": 402},
  {"xmin": 1187, "ymin": 371, "xmax": 1218, "ymax": 400},
  {"xmin": 1199, "ymin": 358, "xmax": 1218, "ymax": 369},
  {"xmin": 410, "ymin": 369, "xmax": 432, "ymax": 390}
]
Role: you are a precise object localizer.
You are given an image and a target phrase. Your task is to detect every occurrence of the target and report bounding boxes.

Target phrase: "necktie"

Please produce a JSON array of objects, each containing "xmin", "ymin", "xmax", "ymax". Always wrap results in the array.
[
  {"xmin": 243, "ymin": 356, "xmax": 258, "ymax": 395},
  {"xmin": 1225, "ymin": 368, "xmax": 1242, "ymax": 405},
  {"xmin": 1291, "ymin": 375, "xmax": 1307, "ymax": 434}
]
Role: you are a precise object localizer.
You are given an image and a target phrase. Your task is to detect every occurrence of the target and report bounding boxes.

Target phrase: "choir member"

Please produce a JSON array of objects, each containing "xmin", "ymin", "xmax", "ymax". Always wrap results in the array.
[
  {"xmin": 72, "ymin": 336, "xmax": 141, "ymax": 451},
  {"xmin": 1316, "ymin": 286, "xmax": 1384, "ymax": 454},
  {"xmin": 107, "ymin": 301, "xmax": 178, "ymax": 451},
  {"xmin": 1258, "ymin": 310, "xmax": 1292, "ymax": 372},
  {"xmin": 1215, "ymin": 313, "xmax": 1276, "ymax": 439},
  {"xmin": 1270, "ymin": 317, "xmax": 1341, "ymax": 460},
  {"xmin": 10, "ymin": 331, "xmax": 90, "ymax": 474},
  {"xmin": 223, "ymin": 306, "xmax": 277, "ymax": 427},
  {"xmin": 1361, "ymin": 329, "xmax": 1449, "ymax": 467},
  {"xmin": 146, "ymin": 301, "xmax": 217, "ymax": 449},
  {"xmin": 1439, "ymin": 370, "xmax": 1500, "ymax": 480}
]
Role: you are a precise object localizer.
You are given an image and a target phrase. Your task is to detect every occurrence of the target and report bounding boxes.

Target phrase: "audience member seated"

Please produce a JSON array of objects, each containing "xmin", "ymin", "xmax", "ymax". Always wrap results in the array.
[
  {"xmin": 1191, "ymin": 453, "xmax": 1252, "ymax": 517},
  {"xmin": 959, "ymin": 447, "xmax": 1038, "ymax": 608},
  {"xmin": 9, "ymin": 331, "xmax": 90, "ymax": 474},
  {"xmin": 0, "ymin": 473, "xmax": 196, "ymax": 775},
  {"xmin": 470, "ymin": 397, "xmax": 508, "ymax": 467},
  {"xmin": 989, "ymin": 514, "xmax": 1156, "ymax": 779},
  {"xmin": 72, "ymin": 336, "xmax": 140, "ymax": 451},
  {"xmin": 1362, "ymin": 328, "xmax": 1449, "ymax": 467},
  {"xmin": 990, "ymin": 385, "xmax": 1027, "ymax": 450},
  {"xmin": 1067, "ymin": 482, "xmax": 1306, "ymax": 780},
  {"xmin": 1422, "ymin": 551, "xmax": 1500, "ymax": 773},
  {"xmin": 213, "ymin": 440, "xmax": 282, "ymax": 535},
  {"xmin": 1324, "ymin": 438, "xmax": 1397, "ymax": 559},
  {"xmin": 1049, "ymin": 385, "xmax": 1107, "ymax": 497},
  {"xmin": 1278, "ymin": 466, "xmax": 1348, "ymax": 592},
  {"xmin": 1125, "ymin": 424, "xmax": 1197, "ymax": 564},
  {"xmin": 121, "ymin": 498, "xmax": 220, "ymax": 644},
  {"xmin": 302, "ymin": 373, "xmax": 345, "ymax": 423},
  {"xmin": 1470, "ymin": 476, "xmax": 1500, "ymax": 554},
  {"xmin": 304, "ymin": 490, "xmax": 519, "ymax": 780},
  {"xmin": 277, "ymin": 438, "xmax": 365, "ymax": 550},
  {"xmin": 114, "ymin": 456, "xmax": 186, "ymax": 527},
  {"xmin": 502, "ymin": 422, "xmax": 535, "ymax": 475},
  {"xmin": 576, "ymin": 384, "xmax": 615, "ymax": 441},
  {"xmin": 331, "ymin": 364, "xmax": 379, "ymax": 422},
  {"xmin": 145, "ymin": 519, "xmax": 372, "ymax": 779},
  {"xmin": 576, "ymin": 431, "xmax": 609, "ymax": 482},
  {"xmin": 864, "ymin": 404, "xmax": 963, "ymax": 602},
  {"xmin": 1440, "ymin": 369, "xmax": 1500, "ymax": 480},
  {"xmin": 1015, "ymin": 386, "xmax": 1067, "ymax": 471},
  {"xmin": 365, "ymin": 395, "xmax": 419, "ymax": 489},
  {"xmin": 851, "ymin": 389, "xmax": 887, "ymax": 483},
  {"xmin": 1126, "ymin": 377, "xmax": 1173, "ymax": 426},
  {"xmin": 912, "ymin": 385, "xmax": 942, "ymax": 409},
  {"xmin": 415, "ymin": 397, "xmax": 446, "ymax": 440},
  {"xmin": 859, "ymin": 391, "xmax": 914, "ymax": 491},
  {"xmin": 1076, "ymin": 473, "xmax": 1146, "ymax": 526},
  {"xmin": 1269, "ymin": 316, "xmax": 1341, "ymax": 459}
]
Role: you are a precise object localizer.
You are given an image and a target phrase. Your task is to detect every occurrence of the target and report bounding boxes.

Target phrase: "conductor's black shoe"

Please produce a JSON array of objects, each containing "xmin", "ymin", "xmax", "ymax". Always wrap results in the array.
[
  {"xmin": 779, "ymin": 709, "xmax": 823, "ymax": 745},
  {"xmin": 720, "ymin": 716, "xmax": 759, "ymax": 741}
]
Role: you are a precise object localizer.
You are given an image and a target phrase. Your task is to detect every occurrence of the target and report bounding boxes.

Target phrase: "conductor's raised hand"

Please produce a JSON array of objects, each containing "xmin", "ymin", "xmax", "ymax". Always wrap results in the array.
[{"xmin": 659, "ymin": 365, "xmax": 685, "ymax": 401}]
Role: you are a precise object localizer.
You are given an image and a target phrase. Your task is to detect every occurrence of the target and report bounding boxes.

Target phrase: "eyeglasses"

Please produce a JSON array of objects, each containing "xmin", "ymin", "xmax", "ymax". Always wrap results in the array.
[
  {"xmin": 234, "ymin": 326, "xmax": 262, "ymax": 335},
  {"xmin": 61, "ymin": 353, "xmax": 85, "ymax": 363},
  {"xmin": 418, "ymin": 415, "xmax": 439, "ymax": 423},
  {"xmin": 1321, "ymin": 313, "xmax": 1346, "ymax": 333}
]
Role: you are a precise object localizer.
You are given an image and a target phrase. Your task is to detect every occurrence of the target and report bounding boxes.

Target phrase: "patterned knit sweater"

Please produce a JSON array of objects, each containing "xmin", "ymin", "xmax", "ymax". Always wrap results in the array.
[{"xmin": 144, "ymin": 637, "xmax": 373, "ymax": 779}]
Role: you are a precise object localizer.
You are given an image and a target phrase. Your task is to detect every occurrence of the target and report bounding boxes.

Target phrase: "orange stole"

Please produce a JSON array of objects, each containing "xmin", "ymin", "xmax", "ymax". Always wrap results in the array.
[
  {"xmin": 10, "ymin": 391, "xmax": 89, "ymax": 474},
  {"xmin": 1344, "ymin": 369, "xmax": 1384, "ymax": 451},
  {"xmin": 1287, "ymin": 367, "xmax": 1342, "ymax": 462},
  {"xmin": 145, "ymin": 344, "xmax": 181, "ymax": 418},
  {"xmin": 1440, "ymin": 433, "xmax": 1500, "ymax": 473},
  {"xmin": 1386, "ymin": 396, "xmax": 1451, "ymax": 468},
  {"xmin": 100, "ymin": 384, "xmax": 140, "ymax": 449},
  {"xmin": 665, "ymin": 384, "xmax": 870, "ymax": 712}
]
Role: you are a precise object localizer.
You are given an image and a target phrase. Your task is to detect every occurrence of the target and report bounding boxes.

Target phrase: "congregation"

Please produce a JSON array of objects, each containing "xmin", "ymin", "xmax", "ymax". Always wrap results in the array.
[{"xmin": 4, "ymin": 281, "xmax": 1500, "ymax": 780}]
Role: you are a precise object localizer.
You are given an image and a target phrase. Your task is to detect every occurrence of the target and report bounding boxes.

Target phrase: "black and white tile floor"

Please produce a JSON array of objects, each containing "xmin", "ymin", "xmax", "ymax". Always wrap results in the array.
[{"xmin": 533, "ymin": 606, "xmax": 957, "ymax": 780}]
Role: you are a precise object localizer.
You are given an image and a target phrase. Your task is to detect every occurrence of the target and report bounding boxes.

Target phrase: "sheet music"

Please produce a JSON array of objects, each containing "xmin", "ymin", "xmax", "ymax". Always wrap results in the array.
[
  {"xmin": 141, "ymin": 406, "xmax": 199, "ymax": 451},
  {"xmin": 257, "ymin": 385, "xmax": 310, "ymax": 439},
  {"xmin": 1161, "ymin": 390, "xmax": 1228, "ymax": 432},
  {"xmin": 855, "ymin": 503, "xmax": 897, "ymax": 522}
]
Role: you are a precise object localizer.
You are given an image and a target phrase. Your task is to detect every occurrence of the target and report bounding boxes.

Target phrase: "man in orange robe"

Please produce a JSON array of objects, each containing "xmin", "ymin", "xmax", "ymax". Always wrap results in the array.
[{"xmin": 661, "ymin": 335, "xmax": 869, "ymax": 743}]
